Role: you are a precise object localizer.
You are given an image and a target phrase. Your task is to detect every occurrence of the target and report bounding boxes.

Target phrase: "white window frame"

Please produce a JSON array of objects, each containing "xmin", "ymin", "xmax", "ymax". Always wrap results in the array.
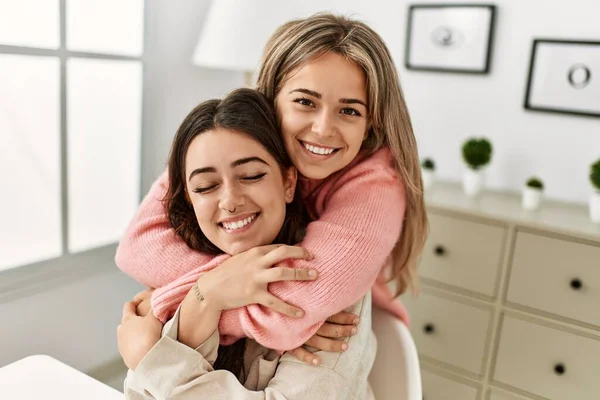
[{"xmin": 0, "ymin": 0, "xmax": 145, "ymax": 302}]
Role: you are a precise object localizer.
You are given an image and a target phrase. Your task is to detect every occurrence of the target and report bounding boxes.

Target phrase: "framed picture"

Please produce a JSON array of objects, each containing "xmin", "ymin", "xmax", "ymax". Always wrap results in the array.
[
  {"xmin": 524, "ymin": 39, "xmax": 600, "ymax": 118},
  {"xmin": 405, "ymin": 4, "xmax": 496, "ymax": 74}
]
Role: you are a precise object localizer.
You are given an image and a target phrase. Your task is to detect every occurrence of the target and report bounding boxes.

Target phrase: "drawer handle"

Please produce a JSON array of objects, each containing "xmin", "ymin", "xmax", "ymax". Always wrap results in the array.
[
  {"xmin": 434, "ymin": 245, "xmax": 446, "ymax": 256},
  {"xmin": 570, "ymin": 278, "xmax": 582, "ymax": 290},
  {"xmin": 423, "ymin": 323, "xmax": 436, "ymax": 335},
  {"xmin": 554, "ymin": 363, "xmax": 566, "ymax": 376}
]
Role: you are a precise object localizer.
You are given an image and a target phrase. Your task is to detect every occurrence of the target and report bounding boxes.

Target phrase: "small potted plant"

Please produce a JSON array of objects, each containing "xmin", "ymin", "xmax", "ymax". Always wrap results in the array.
[
  {"xmin": 421, "ymin": 158, "xmax": 436, "ymax": 190},
  {"xmin": 590, "ymin": 158, "xmax": 600, "ymax": 223},
  {"xmin": 522, "ymin": 177, "xmax": 544, "ymax": 210},
  {"xmin": 461, "ymin": 137, "xmax": 492, "ymax": 196}
]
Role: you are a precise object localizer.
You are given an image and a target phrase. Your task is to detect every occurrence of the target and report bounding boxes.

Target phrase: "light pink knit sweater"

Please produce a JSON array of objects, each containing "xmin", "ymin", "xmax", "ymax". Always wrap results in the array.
[{"xmin": 115, "ymin": 148, "xmax": 409, "ymax": 351}]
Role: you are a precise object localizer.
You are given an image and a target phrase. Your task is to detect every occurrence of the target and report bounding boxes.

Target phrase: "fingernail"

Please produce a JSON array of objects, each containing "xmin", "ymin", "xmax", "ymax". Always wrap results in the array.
[
  {"xmin": 341, "ymin": 343, "xmax": 348, "ymax": 351},
  {"xmin": 312, "ymin": 358, "xmax": 319, "ymax": 365},
  {"xmin": 353, "ymin": 318, "xmax": 360, "ymax": 324},
  {"xmin": 295, "ymin": 310, "xmax": 304, "ymax": 317},
  {"xmin": 351, "ymin": 327, "xmax": 357, "ymax": 335},
  {"xmin": 308, "ymin": 270, "xmax": 317, "ymax": 277}
]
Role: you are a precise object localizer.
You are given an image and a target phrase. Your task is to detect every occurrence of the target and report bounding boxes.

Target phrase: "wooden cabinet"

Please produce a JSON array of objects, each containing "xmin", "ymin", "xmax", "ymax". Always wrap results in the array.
[
  {"xmin": 507, "ymin": 232, "xmax": 600, "ymax": 326},
  {"xmin": 402, "ymin": 292, "xmax": 491, "ymax": 374},
  {"xmin": 494, "ymin": 316, "xmax": 600, "ymax": 400},
  {"xmin": 488, "ymin": 390, "xmax": 533, "ymax": 400},
  {"xmin": 420, "ymin": 213, "xmax": 506, "ymax": 297},
  {"xmin": 405, "ymin": 182, "xmax": 600, "ymax": 400},
  {"xmin": 421, "ymin": 370, "xmax": 478, "ymax": 400}
]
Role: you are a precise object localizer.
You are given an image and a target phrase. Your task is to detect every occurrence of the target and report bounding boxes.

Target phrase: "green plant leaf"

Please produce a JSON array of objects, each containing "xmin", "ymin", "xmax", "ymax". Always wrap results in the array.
[
  {"xmin": 421, "ymin": 158, "xmax": 435, "ymax": 170},
  {"xmin": 591, "ymin": 158, "xmax": 600, "ymax": 190},
  {"xmin": 462, "ymin": 138, "xmax": 493, "ymax": 169},
  {"xmin": 526, "ymin": 177, "xmax": 544, "ymax": 190}
]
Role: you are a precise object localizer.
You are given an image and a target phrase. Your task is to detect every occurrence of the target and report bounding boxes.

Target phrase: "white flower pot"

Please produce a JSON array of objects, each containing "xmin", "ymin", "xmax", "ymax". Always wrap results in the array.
[
  {"xmin": 422, "ymin": 169, "xmax": 435, "ymax": 190},
  {"xmin": 590, "ymin": 192, "xmax": 600, "ymax": 223},
  {"xmin": 522, "ymin": 187, "xmax": 543, "ymax": 210},
  {"xmin": 463, "ymin": 169, "xmax": 484, "ymax": 197}
]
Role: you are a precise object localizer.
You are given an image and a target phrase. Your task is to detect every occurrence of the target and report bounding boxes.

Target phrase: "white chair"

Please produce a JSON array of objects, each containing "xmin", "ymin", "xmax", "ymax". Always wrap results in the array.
[{"xmin": 369, "ymin": 306, "xmax": 422, "ymax": 400}]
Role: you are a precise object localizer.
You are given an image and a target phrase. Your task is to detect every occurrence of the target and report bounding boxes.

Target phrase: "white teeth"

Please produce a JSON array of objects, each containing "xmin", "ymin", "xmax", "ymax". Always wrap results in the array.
[
  {"xmin": 222, "ymin": 214, "xmax": 256, "ymax": 231},
  {"xmin": 303, "ymin": 142, "xmax": 335, "ymax": 155}
]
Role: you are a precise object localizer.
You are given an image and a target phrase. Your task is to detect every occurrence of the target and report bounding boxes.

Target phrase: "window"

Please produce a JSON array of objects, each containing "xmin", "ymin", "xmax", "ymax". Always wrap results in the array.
[{"xmin": 0, "ymin": 0, "xmax": 144, "ymax": 271}]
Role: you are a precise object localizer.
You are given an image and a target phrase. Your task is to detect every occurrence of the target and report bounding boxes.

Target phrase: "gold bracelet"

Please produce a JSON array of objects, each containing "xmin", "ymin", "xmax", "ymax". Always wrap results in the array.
[{"xmin": 192, "ymin": 282, "xmax": 205, "ymax": 302}]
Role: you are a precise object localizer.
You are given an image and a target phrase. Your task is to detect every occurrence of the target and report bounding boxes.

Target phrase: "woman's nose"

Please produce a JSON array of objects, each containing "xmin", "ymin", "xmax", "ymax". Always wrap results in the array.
[
  {"xmin": 312, "ymin": 111, "xmax": 336, "ymax": 138},
  {"xmin": 219, "ymin": 183, "xmax": 245, "ymax": 212}
]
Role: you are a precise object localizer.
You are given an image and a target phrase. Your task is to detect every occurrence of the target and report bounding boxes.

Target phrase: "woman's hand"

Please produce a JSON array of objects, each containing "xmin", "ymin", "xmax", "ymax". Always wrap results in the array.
[
  {"xmin": 288, "ymin": 311, "xmax": 360, "ymax": 365},
  {"xmin": 178, "ymin": 244, "xmax": 317, "ymax": 349},
  {"xmin": 197, "ymin": 244, "xmax": 316, "ymax": 317},
  {"xmin": 117, "ymin": 300, "xmax": 163, "ymax": 371},
  {"xmin": 133, "ymin": 289, "xmax": 155, "ymax": 317}
]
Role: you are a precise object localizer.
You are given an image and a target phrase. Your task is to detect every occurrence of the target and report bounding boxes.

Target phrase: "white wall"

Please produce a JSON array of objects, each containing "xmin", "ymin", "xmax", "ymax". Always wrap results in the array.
[
  {"xmin": 141, "ymin": 0, "xmax": 245, "ymax": 191},
  {"xmin": 363, "ymin": 0, "xmax": 600, "ymax": 204},
  {"xmin": 0, "ymin": 268, "xmax": 143, "ymax": 372}
]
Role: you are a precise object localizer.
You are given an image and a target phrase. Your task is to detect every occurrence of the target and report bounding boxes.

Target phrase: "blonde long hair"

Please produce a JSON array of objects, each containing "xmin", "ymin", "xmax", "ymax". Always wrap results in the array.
[{"xmin": 255, "ymin": 13, "xmax": 428, "ymax": 295}]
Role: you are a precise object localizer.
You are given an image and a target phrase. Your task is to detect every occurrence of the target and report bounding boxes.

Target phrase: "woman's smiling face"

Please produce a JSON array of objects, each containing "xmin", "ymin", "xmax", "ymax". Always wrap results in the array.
[
  {"xmin": 275, "ymin": 51, "xmax": 369, "ymax": 180},
  {"xmin": 185, "ymin": 128, "xmax": 296, "ymax": 255}
]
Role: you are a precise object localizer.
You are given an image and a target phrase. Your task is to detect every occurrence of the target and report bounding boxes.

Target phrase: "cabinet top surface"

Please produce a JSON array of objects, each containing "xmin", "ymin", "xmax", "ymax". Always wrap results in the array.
[{"xmin": 425, "ymin": 182, "xmax": 600, "ymax": 243}]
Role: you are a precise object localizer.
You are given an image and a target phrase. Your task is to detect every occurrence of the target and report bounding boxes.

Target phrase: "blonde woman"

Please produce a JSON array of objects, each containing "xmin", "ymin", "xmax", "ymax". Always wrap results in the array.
[{"xmin": 116, "ymin": 13, "xmax": 427, "ymax": 367}]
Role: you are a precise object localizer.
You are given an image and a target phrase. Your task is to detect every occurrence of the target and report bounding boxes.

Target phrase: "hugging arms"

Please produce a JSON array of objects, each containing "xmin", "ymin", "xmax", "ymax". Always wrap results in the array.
[{"xmin": 117, "ymin": 11, "xmax": 427, "ymax": 400}]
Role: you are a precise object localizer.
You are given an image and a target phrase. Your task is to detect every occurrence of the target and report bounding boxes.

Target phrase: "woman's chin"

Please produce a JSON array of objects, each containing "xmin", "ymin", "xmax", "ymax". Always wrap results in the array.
[
  {"xmin": 225, "ymin": 241, "xmax": 265, "ymax": 256},
  {"xmin": 296, "ymin": 160, "xmax": 340, "ymax": 180},
  {"xmin": 227, "ymin": 245, "xmax": 251, "ymax": 255}
]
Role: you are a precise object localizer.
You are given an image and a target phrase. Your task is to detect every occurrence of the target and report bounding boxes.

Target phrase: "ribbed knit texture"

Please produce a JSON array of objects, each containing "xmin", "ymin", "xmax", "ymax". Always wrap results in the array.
[{"xmin": 115, "ymin": 148, "xmax": 409, "ymax": 351}]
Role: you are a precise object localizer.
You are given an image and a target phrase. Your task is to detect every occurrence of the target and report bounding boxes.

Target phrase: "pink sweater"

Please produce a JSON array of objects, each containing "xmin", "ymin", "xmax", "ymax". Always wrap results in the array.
[{"xmin": 115, "ymin": 148, "xmax": 409, "ymax": 351}]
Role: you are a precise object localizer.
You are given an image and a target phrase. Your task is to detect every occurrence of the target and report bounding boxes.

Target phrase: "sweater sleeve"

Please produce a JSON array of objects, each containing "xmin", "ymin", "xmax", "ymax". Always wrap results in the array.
[
  {"xmin": 219, "ymin": 162, "xmax": 406, "ymax": 351},
  {"xmin": 150, "ymin": 254, "xmax": 231, "ymax": 323},
  {"xmin": 115, "ymin": 170, "xmax": 216, "ymax": 289}
]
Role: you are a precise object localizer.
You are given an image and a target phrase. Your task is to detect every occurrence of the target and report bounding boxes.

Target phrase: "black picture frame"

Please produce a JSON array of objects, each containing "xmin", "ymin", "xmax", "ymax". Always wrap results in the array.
[
  {"xmin": 524, "ymin": 39, "xmax": 600, "ymax": 118},
  {"xmin": 405, "ymin": 4, "xmax": 497, "ymax": 74}
]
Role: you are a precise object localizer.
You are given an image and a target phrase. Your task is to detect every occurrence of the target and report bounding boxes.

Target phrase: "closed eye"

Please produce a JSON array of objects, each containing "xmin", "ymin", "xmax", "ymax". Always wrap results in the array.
[
  {"xmin": 192, "ymin": 184, "xmax": 218, "ymax": 194},
  {"xmin": 241, "ymin": 172, "xmax": 267, "ymax": 181}
]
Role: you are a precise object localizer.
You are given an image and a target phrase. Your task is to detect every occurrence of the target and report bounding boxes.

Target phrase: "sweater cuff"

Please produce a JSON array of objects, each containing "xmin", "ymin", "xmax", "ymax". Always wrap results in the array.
[
  {"xmin": 135, "ymin": 334, "xmax": 213, "ymax": 398},
  {"xmin": 164, "ymin": 306, "xmax": 220, "ymax": 360},
  {"xmin": 151, "ymin": 289, "xmax": 186, "ymax": 324}
]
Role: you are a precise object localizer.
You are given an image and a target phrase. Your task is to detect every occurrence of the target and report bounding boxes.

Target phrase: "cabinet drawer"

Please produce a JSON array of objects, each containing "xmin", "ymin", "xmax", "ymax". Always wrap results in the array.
[
  {"xmin": 402, "ymin": 292, "xmax": 491, "ymax": 374},
  {"xmin": 489, "ymin": 391, "xmax": 534, "ymax": 400},
  {"xmin": 494, "ymin": 317, "xmax": 600, "ymax": 400},
  {"xmin": 421, "ymin": 370, "xmax": 477, "ymax": 400},
  {"xmin": 507, "ymin": 232, "xmax": 600, "ymax": 326},
  {"xmin": 420, "ymin": 213, "xmax": 506, "ymax": 296}
]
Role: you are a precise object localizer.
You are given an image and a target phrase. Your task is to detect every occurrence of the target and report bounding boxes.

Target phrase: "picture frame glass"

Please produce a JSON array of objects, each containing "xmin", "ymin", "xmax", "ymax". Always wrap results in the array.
[
  {"xmin": 408, "ymin": 6, "xmax": 493, "ymax": 72},
  {"xmin": 528, "ymin": 42, "xmax": 600, "ymax": 115}
]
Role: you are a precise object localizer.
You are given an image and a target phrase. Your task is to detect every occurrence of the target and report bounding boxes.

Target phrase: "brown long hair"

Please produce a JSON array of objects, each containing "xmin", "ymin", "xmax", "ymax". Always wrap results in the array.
[
  {"xmin": 163, "ymin": 88, "xmax": 309, "ymax": 379},
  {"xmin": 255, "ymin": 13, "xmax": 428, "ymax": 295}
]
